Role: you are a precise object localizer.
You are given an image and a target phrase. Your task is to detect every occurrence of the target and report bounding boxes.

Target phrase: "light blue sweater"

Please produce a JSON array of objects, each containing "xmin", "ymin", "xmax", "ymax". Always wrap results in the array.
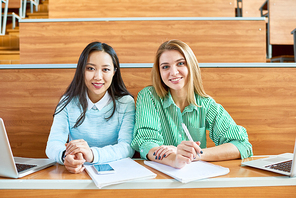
[{"xmin": 46, "ymin": 95, "xmax": 135, "ymax": 165}]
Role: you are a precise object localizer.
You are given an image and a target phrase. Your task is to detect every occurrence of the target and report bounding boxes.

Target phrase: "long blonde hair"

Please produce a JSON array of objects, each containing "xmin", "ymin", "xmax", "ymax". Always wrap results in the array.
[{"xmin": 151, "ymin": 40, "xmax": 209, "ymax": 106}]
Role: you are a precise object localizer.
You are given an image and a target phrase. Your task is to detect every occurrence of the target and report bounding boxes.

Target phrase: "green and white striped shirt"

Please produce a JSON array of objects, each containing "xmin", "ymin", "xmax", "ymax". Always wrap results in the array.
[{"xmin": 131, "ymin": 86, "xmax": 253, "ymax": 160}]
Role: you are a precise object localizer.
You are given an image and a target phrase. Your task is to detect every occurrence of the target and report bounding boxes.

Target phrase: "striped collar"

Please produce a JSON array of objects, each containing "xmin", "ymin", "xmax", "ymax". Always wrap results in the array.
[{"xmin": 163, "ymin": 90, "xmax": 198, "ymax": 113}]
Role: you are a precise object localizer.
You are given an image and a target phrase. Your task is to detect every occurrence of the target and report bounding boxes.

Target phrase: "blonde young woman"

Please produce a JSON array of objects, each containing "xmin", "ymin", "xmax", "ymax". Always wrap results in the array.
[{"xmin": 131, "ymin": 40, "xmax": 252, "ymax": 169}]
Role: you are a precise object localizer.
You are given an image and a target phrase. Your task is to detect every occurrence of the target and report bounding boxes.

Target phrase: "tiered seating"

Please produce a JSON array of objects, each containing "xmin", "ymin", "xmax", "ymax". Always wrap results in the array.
[
  {"xmin": 259, "ymin": 0, "xmax": 296, "ymax": 61},
  {"xmin": 0, "ymin": 0, "xmax": 49, "ymax": 64},
  {"xmin": 2, "ymin": 0, "xmax": 296, "ymax": 159},
  {"xmin": 19, "ymin": 0, "xmax": 269, "ymax": 64},
  {"xmin": 242, "ymin": 0, "xmax": 266, "ymax": 17},
  {"xmin": 0, "ymin": 0, "xmax": 20, "ymax": 64}
]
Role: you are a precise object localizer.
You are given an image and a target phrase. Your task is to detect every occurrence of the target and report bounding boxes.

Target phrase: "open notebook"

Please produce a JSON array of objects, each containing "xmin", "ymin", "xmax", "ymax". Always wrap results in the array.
[
  {"xmin": 0, "ymin": 118, "xmax": 55, "ymax": 178},
  {"xmin": 144, "ymin": 160, "xmax": 229, "ymax": 183},
  {"xmin": 84, "ymin": 158, "xmax": 156, "ymax": 188},
  {"xmin": 242, "ymin": 139, "xmax": 296, "ymax": 177}
]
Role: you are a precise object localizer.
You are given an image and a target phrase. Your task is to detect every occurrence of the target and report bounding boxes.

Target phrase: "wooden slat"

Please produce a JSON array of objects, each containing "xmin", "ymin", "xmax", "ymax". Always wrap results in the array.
[
  {"xmin": 48, "ymin": 0, "xmax": 235, "ymax": 18},
  {"xmin": 242, "ymin": 0, "xmax": 266, "ymax": 17},
  {"xmin": 0, "ymin": 50, "xmax": 20, "ymax": 61},
  {"xmin": 270, "ymin": 0, "xmax": 296, "ymax": 45},
  {"xmin": 0, "ymin": 67, "xmax": 295, "ymax": 158},
  {"xmin": 2, "ymin": 0, "xmax": 20, "ymax": 9},
  {"xmin": 19, "ymin": 20, "xmax": 266, "ymax": 64}
]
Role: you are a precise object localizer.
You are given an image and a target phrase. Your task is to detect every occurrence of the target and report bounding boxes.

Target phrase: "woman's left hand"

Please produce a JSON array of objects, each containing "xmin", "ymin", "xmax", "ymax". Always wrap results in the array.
[
  {"xmin": 153, "ymin": 145, "xmax": 177, "ymax": 160},
  {"xmin": 65, "ymin": 139, "xmax": 94, "ymax": 163}
]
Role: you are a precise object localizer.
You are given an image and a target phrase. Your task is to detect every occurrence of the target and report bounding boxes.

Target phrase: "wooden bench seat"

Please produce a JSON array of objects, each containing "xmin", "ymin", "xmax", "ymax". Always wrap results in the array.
[
  {"xmin": 19, "ymin": 18, "xmax": 266, "ymax": 64},
  {"xmin": 0, "ymin": 64, "xmax": 295, "ymax": 158},
  {"xmin": 49, "ymin": 0, "xmax": 235, "ymax": 18}
]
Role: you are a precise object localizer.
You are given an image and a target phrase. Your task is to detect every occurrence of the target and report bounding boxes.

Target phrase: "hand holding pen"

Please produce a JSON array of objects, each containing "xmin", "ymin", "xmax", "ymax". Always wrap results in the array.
[
  {"xmin": 152, "ymin": 123, "xmax": 203, "ymax": 162},
  {"xmin": 180, "ymin": 123, "xmax": 203, "ymax": 160}
]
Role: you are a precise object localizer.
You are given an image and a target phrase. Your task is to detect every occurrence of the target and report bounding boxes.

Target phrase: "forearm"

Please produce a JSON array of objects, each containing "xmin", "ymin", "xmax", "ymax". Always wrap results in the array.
[
  {"xmin": 92, "ymin": 142, "xmax": 135, "ymax": 164},
  {"xmin": 46, "ymin": 141, "xmax": 66, "ymax": 164},
  {"xmin": 197, "ymin": 143, "xmax": 240, "ymax": 162}
]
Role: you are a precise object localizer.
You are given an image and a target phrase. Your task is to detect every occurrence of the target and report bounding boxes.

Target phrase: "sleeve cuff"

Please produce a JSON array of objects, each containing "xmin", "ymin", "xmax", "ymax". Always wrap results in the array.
[
  {"xmin": 230, "ymin": 140, "xmax": 253, "ymax": 159},
  {"xmin": 140, "ymin": 142, "xmax": 160, "ymax": 160},
  {"xmin": 58, "ymin": 150, "xmax": 66, "ymax": 165},
  {"xmin": 91, "ymin": 147, "xmax": 98, "ymax": 164}
]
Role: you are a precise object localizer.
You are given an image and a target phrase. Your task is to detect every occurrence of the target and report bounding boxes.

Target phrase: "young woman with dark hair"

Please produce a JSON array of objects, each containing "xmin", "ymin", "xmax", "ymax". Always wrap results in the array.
[{"xmin": 46, "ymin": 41, "xmax": 135, "ymax": 173}]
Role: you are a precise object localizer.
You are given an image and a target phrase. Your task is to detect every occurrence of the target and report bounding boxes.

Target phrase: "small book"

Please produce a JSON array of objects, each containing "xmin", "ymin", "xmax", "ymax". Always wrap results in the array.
[
  {"xmin": 144, "ymin": 160, "xmax": 229, "ymax": 183},
  {"xmin": 84, "ymin": 158, "xmax": 156, "ymax": 189}
]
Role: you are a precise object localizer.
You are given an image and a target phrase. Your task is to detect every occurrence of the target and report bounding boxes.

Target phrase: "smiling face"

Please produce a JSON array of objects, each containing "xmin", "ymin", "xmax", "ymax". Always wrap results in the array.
[
  {"xmin": 84, "ymin": 51, "xmax": 115, "ymax": 103},
  {"xmin": 159, "ymin": 50, "xmax": 189, "ymax": 94}
]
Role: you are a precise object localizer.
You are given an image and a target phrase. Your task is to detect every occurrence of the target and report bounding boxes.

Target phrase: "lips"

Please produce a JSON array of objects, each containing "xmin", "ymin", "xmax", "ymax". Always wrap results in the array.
[
  {"xmin": 92, "ymin": 83, "xmax": 104, "ymax": 89},
  {"xmin": 169, "ymin": 77, "xmax": 183, "ymax": 83}
]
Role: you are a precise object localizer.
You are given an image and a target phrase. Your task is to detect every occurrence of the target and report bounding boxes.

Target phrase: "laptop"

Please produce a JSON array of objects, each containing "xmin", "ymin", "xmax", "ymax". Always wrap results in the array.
[
  {"xmin": 0, "ymin": 118, "xmax": 55, "ymax": 178},
  {"xmin": 241, "ymin": 139, "xmax": 296, "ymax": 177}
]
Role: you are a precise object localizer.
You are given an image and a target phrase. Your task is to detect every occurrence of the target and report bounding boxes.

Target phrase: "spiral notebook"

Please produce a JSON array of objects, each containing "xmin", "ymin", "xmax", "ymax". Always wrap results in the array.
[{"xmin": 144, "ymin": 160, "xmax": 229, "ymax": 183}]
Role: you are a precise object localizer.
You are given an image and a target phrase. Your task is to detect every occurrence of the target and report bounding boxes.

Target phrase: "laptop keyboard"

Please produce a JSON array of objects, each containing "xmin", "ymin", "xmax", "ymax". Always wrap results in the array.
[
  {"xmin": 265, "ymin": 160, "xmax": 292, "ymax": 173},
  {"xmin": 15, "ymin": 163, "xmax": 37, "ymax": 173}
]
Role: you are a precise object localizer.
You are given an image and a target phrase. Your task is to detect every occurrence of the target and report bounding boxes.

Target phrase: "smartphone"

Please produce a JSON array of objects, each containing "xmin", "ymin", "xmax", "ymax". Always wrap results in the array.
[{"xmin": 92, "ymin": 164, "xmax": 115, "ymax": 174}]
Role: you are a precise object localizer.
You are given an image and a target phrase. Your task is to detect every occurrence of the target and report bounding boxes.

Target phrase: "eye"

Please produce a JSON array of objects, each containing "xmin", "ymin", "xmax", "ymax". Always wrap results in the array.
[
  {"xmin": 103, "ymin": 68, "xmax": 111, "ymax": 72},
  {"xmin": 161, "ymin": 65, "xmax": 169, "ymax": 70},
  {"xmin": 177, "ymin": 62, "xmax": 185, "ymax": 66},
  {"xmin": 86, "ymin": 66, "xmax": 95, "ymax": 71}
]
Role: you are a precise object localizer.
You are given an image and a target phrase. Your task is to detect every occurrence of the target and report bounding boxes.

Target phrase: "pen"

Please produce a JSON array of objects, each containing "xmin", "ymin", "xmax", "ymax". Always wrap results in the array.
[{"xmin": 181, "ymin": 123, "xmax": 202, "ymax": 158}]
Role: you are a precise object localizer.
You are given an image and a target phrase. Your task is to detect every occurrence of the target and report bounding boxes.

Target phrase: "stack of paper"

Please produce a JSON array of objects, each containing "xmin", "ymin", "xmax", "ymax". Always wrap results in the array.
[
  {"xmin": 84, "ymin": 158, "xmax": 156, "ymax": 188},
  {"xmin": 144, "ymin": 160, "xmax": 229, "ymax": 183}
]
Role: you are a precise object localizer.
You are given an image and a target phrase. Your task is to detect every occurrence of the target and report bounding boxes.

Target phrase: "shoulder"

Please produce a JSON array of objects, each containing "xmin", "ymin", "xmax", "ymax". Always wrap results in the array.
[
  {"xmin": 195, "ymin": 94, "xmax": 218, "ymax": 109},
  {"xmin": 56, "ymin": 95, "xmax": 79, "ymax": 110},
  {"xmin": 195, "ymin": 93, "xmax": 214, "ymax": 105},
  {"xmin": 116, "ymin": 94, "xmax": 135, "ymax": 104},
  {"xmin": 138, "ymin": 86, "xmax": 158, "ymax": 98}
]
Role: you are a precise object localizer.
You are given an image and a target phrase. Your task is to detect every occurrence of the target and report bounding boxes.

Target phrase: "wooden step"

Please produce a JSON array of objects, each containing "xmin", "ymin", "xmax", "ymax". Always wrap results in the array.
[
  {"xmin": 26, "ymin": 12, "xmax": 48, "ymax": 19},
  {"xmin": 0, "ymin": 35, "xmax": 19, "ymax": 50},
  {"xmin": 0, "ymin": 50, "xmax": 20, "ymax": 64},
  {"xmin": 7, "ymin": 27, "xmax": 19, "ymax": 36}
]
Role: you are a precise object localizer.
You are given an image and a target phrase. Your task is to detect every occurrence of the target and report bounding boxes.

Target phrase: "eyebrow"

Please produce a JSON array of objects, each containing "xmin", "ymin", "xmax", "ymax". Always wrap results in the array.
[
  {"xmin": 160, "ymin": 58, "xmax": 185, "ymax": 66},
  {"xmin": 86, "ymin": 63, "xmax": 112, "ymax": 67}
]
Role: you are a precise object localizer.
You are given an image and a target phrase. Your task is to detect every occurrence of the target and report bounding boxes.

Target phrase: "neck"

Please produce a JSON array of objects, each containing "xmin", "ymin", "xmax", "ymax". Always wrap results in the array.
[{"xmin": 170, "ymin": 89, "xmax": 189, "ymax": 112}]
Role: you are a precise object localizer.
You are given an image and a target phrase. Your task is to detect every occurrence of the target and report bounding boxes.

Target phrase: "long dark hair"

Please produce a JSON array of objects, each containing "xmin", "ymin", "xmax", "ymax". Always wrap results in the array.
[{"xmin": 54, "ymin": 41, "xmax": 132, "ymax": 128}]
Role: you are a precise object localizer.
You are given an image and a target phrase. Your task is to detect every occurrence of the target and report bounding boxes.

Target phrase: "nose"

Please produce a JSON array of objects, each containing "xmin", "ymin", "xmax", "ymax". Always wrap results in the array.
[
  {"xmin": 170, "ymin": 66, "xmax": 179, "ymax": 75},
  {"xmin": 94, "ymin": 70, "xmax": 102, "ymax": 80}
]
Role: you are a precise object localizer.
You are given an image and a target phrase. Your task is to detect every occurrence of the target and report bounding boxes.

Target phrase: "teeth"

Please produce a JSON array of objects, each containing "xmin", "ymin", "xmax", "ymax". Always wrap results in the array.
[{"xmin": 171, "ymin": 78, "xmax": 181, "ymax": 82}]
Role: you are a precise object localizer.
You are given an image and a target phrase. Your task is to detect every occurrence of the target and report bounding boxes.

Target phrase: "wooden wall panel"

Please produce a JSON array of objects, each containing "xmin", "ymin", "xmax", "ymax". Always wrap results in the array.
[
  {"xmin": 19, "ymin": 20, "xmax": 266, "ymax": 64},
  {"xmin": 270, "ymin": 0, "xmax": 296, "ymax": 45},
  {"xmin": 242, "ymin": 0, "xmax": 266, "ymax": 17},
  {"xmin": 48, "ymin": 0, "xmax": 235, "ymax": 18},
  {"xmin": 0, "ymin": 67, "xmax": 295, "ymax": 158}
]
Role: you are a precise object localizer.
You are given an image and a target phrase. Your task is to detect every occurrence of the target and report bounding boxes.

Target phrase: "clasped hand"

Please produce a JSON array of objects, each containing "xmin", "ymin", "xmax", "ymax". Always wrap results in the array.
[{"xmin": 64, "ymin": 139, "xmax": 94, "ymax": 174}]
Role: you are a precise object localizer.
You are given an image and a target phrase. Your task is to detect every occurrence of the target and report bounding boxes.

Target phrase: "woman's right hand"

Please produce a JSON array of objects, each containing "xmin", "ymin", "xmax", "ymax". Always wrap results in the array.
[
  {"xmin": 176, "ymin": 141, "xmax": 202, "ymax": 161},
  {"xmin": 64, "ymin": 153, "xmax": 86, "ymax": 174},
  {"xmin": 172, "ymin": 141, "xmax": 202, "ymax": 168},
  {"xmin": 149, "ymin": 141, "xmax": 202, "ymax": 169}
]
